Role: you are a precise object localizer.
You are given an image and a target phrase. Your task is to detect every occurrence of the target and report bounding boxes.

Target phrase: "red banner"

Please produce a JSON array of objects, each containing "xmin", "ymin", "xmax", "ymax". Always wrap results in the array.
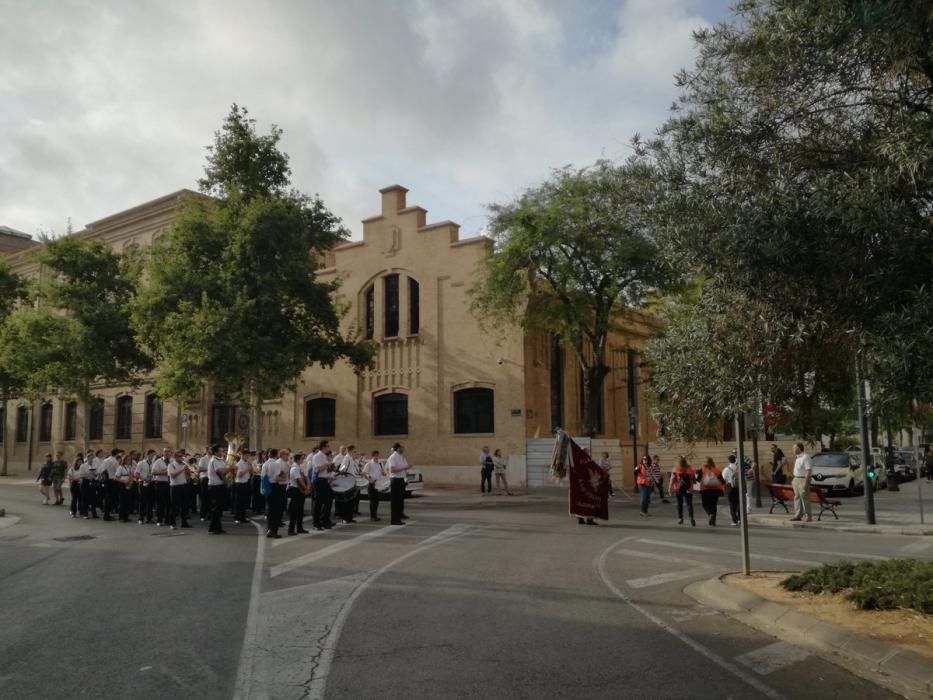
[{"xmin": 568, "ymin": 439, "xmax": 609, "ymax": 520}]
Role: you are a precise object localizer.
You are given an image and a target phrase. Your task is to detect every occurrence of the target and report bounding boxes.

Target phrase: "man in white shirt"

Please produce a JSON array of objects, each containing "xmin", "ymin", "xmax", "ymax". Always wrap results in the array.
[
  {"xmin": 198, "ymin": 447, "xmax": 212, "ymax": 521},
  {"xmin": 207, "ymin": 444, "xmax": 236, "ymax": 534},
  {"xmin": 150, "ymin": 449, "xmax": 170, "ymax": 526},
  {"xmin": 311, "ymin": 441, "xmax": 335, "ymax": 531},
  {"xmin": 233, "ymin": 451, "xmax": 253, "ymax": 524},
  {"xmin": 336, "ymin": 445, "xmax": 362, "ymax": 524},
  {"xmin": 100, "ymin": 448, "xmax": 121, "ymax": 521},
  {"xmin": 167, "ymin": 450, "xmax": 192, "ymax": 529},
  {"xmin": 286, "ymin": 450, "xmax": 309, "ymax": 535},
  {"xmin": 263, "ymin": 448, "xmax": 289, "ymax": 538},
  {"xmin": 113, "ymin": 455, "xmax": 131, "ymax": 522},
  {"xmin": 790, "ymin": 442, "xmax": 813, "ymax": 522},
  {"xmin": 386, "ymin": 443, "xmax": 411, "ymax": 525},
  {"xmin": 363, "ymin": 450, "xmax": 386, "ymax": 522},
  {"xmin": 135, "ymin": 454, "xmax": 154, "ymax": 524},
  {"xmin": 77, "ymin": 450, "xmax": 96, "ymax": 519}
]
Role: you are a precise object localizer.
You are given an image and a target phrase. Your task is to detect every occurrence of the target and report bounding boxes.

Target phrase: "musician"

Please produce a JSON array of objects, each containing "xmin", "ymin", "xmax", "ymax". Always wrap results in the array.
[
  {"xmin": 79, "ymin": 449, "xmax": 97, "ymax": 519},
  {"xmin": 363, "ymin": 450, "xmax": 385, "ymax": 522},
  {"xmin": 263, "ymin": 448, "xmax": 288, "ymax": 538},
  {"xmin": 386, "ymin": 443, "xmax": 411, "ymax": 525},
  {"xmin": 207, "ymin": 444, "xmax": 235, "ymax": 534},
  {"xmin": 168, "ymin": 451, "xmax": 192, "ymax": 529},
  {"xmin": 233, "ymin": 451, "xmax": 253, "ymax": 524},
  {"xmin": 100, "ymin": 448, "xmax": 122, "ymax": 521},
  {"xmin": 91, "ymin": 449, "xmax": 106, "ymax": 517},
  {"xmin": 135, "ymin": 452, "xmax": 154, "ymax": 524},
  {"xmin": 286, "ymin": 451, "xmax": 309, "ymax": 535},
  {"xmin": 67, "ymin": 456, "xmax": 83, "ymax": 518},
  {"xmin": 198, "ymin": 447, "xmax": 211, "ymax": 521},
  {"xmin": 336, "ymin": 445, "xmax": 361, "ymax": 524},
  {"xmin": 310, "ymin": 441, "xmax": 335, "ymax": 531},
  {"xmin": 150, "ymin": 449, "xmax": 170, "ymax": 526},
  {"xmin": 113, "ymin": 454, "xmax": 132, "ymax": 522},
  {"xmin": 251, "ymin": 450, "xmax": 267, "ymax": 515}
]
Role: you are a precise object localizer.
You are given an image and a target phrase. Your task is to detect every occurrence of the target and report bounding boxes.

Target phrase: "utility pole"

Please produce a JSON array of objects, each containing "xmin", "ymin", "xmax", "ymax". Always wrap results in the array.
[
  {"xmin": 855, "ymin": 354, "xmax": 876, "ymax": 524},
  {"xmin": 735, "ymin": 414, "xmax": 751, "ymax": 575}
]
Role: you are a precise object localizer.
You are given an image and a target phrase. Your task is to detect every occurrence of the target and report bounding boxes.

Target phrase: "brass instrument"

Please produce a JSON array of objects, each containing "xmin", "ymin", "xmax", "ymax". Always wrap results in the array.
[{"xmin": 223, "ymin": 433, "xmax": 247, "ymax": 486}]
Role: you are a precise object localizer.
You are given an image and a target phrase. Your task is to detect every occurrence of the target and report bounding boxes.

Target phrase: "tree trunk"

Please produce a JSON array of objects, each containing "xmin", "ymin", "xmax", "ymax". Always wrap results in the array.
[
  {"xmin": 82, "ymin": 395, "xmax": 90, "ymax": 454},
  {"xmin": 1, "ymin": 392, "xmax": 7, "ymax": 477}
]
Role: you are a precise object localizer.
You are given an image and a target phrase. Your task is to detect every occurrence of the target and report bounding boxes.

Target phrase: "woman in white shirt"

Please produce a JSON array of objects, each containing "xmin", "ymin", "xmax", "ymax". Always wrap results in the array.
[
  {"xmin": 492, "ymin": 449, "xmax": 512, "ymax": 495},
  {"xmin": 233, "ymin": 452, "xmax": 254, "ymax": 524},
  {"xmin": 286, "ymin": 455, "xmax": 310, "ymax": 536}
]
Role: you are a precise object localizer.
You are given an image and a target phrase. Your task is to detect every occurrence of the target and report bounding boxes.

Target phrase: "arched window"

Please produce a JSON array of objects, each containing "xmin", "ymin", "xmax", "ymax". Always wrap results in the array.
[
  {"xmin": 383, "ymin": 274, "xmax": 400, "ymax": 338},
  {"xmin": 409, "ymin": 277, "xmax": 420, "ymax": 335},
  {"xmin": 454, "ymin": 388, "xmax": 494, "ymax": 434},
  {"xmin": 89, "ymin": 399, "xmax": 104, "ymax": 441},
  {"xmin": 116, "ymin": 396, "xmax": 133, "ymax": 440},
  {"xmin": 39, "ymin": 402, "xmax": 53, "ymax": 442},
  {"xmin": 144, "ymin": 394, "xmax": 163, "ymax": 439},
  {"xmin": 64, "ymin": 401, "xmax": 78, "ymax": 441},
  {"xmin": 305, "ymin": 397, "xmax": 336, "ymax": 438},
  {"xmin": 15, "ymin": 406, "xmax": 29, "ymax": 443},
  {"xmin": 374, "ymin": 393, "xmax": 408, "ymax": 436}
]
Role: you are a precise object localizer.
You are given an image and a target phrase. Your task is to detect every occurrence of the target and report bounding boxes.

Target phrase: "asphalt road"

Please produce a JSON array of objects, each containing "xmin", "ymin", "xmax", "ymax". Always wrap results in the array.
[{"xmin": 1, "ymin": 480, "xmax": 930, "ymax": 700}]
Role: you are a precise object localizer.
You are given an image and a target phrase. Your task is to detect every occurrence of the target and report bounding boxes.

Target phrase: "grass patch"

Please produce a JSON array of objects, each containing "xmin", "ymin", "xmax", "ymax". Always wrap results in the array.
[{"xmin": 781, "ymin": 559, "xmax": 933, "ymax": 614}]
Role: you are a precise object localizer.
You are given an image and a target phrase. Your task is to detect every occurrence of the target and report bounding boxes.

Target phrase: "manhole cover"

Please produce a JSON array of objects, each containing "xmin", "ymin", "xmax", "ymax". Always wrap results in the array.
[{"xmin": 52, "ymin": 535, "xmax": 96, "ymax": 542}]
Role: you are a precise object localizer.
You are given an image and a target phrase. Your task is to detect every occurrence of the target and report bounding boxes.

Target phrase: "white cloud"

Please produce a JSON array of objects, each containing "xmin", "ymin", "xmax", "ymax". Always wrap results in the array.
[{"xmin": 0, "ymin": 0, "xmax": 724, "ymax": 238}]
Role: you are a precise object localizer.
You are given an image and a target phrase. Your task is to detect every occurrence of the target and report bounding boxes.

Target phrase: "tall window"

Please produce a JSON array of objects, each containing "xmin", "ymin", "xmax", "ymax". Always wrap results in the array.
[
  {"xmin": 64, "ymin": 401, "xmax": 77, "ymax": 441},
  {"xmin": 364, "ymin": 285, "xmax": 375, "ymax": 340},
  {"xmin": 39, "ymin": 402, "xmax": 53, "ymax": 442},
  {"xmin": 578, "ymin": 370, "xmax": 604, "ymax": 435},
  {"xmin": 304, "ymin": 397, "xmax": 336, "ymax": 437},
  {"xmin": 374, "ymin": 393, "xmax": 408, "ymax": 436},
  {"xmin": 144, "ymin": 394, "xmax": 163, "ymax": 439},
  {"xmin": 454, "ymin": 388, "xmax": 494, "ymax": 434},
  {"xmin": 550, "ymin": 335, "xmax": 564, "ymax": 430},
  {"xmin": 116, "ymin": 396, "xmax": 133, "ymax": 440},
  {"xmin": 15, "ymin": 406, "xmax": 29, "ymax": 443},
  {"xmin": 409, "ymin": 277, "xmax": 420, "ymax": 335},
  {"xmin": 384, "ymin": 273, "xmax": 399, "ymax": 338},
  {"xmin": 89, "ymin": 399, "xmax": 104, "ymax": 441}
]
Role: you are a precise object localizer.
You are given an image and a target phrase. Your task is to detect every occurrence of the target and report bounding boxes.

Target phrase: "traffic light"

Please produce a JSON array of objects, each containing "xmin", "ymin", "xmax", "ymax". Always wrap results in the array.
[{"xmin": 867, "ymin": 464, "xmax": 876, "ymax": 481}]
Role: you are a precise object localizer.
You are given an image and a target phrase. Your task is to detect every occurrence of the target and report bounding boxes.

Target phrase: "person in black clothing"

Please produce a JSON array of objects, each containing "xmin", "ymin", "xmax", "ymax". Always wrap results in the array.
[
  {"xmin": 480, "ymin": 446, "xmax": 494, "ymax": 495},
  {"xmin": 37, "ymin": 455, "xmax": 53, "ymax": 505},
  {"xmin": 770, "ymin": 444, "xmax": 786, "ymax": 484}
]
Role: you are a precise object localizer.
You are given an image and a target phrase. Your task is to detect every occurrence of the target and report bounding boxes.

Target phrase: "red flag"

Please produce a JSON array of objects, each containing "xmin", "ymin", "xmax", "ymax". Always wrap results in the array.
[{"xmin": 568, "ymin": 440, "xmax": 609, "ymax": 520}]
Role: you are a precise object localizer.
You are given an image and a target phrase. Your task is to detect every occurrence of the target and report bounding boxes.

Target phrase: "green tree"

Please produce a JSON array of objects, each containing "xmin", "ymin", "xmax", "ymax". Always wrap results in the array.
[
  {"xmin": 131, "ymin": 105, "xmax": 373, "ymax": 449},
  {"xmin": 0, "ymin": 263, "xmax": 26, "ymax": 474},
  {"xmin": 472, "ymin": 160, "xmax": 665, "ymax": 437}
]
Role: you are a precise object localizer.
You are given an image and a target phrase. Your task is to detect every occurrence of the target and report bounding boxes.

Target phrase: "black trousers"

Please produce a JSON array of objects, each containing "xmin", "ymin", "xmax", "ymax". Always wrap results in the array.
[
  {"xmin": 234, "ymin": 482, "xmax": 251, "ymax": 521},
  {"xmin": 69, "ymin": 481, "xmax": 81, "ymax": 515},
  {"xmin": 368, "ymin": 483, "xmax": 380, "ymax": 519},
  {"xmin": 700, "ymin": 490, "xmax": 721, "ymax": 524},
  {"xmin": 188, "ymin": 482, "xmax": 198, "ymax": 512},
  {"xmin": 390, "ymin": 477, "xmax": 406, "ymax": 523},
  {"xmin": 107, "ymin": 479, "xmax": 119, "ymax": 518},
  {"xmin": 726, "ymin": 486, "xmax": 740, "ymax": 524},
  {"xmin": 335, "ymin": 490, "xmax": 360, "ymax": 522},
  {"xmin": 287, "ymin": 488, "xmax": 305, "ymax": 532},
  {"xmin": 117, "ymin": 486, "xmax": 131, "ymax": 521},
  {"xmin": 481, "ymin": 467, "xmax": 493, "ymax": 493},
  {"xmin": 138, "ymin": 485, "xmax": 154, "ymax": 522},
  {"xmin": 80, "ymin": 479, "xmax": 96, "ymax": 516},
  {"xmin": 675, "ymin": 490, "xmax": 694, "ymax": 521},
  {"xmin": 267, "ymin": 484, "xmax": 286, "ymax": 533},
  {"xmin": 208, "ymin": 484, "xmax": 226, "ymax": 532},
  {"xmin": 199, "ymin": 478, "xmax": 211, "ymax": 519},
  {"xmin": 311, "ymin": 481, "xmax": 332, "ymax": 528},
  {"xmin": 170, "ymin": 484, "xmax": 190, "ymax": 526},
  {"xmin": 154, "ymin": 482, "xmax": 170, "ymax": 524}
]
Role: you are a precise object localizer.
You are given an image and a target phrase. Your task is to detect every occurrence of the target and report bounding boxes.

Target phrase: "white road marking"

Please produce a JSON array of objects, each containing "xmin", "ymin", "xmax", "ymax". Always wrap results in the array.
[
  {"xmin": 664, "ymin": 606, "xmax": 720, "ymax": 623},
  {"xmin": 269, "ymin": 524, "xmax": 407, "ymax": 578},
  {"xmin": 898, "ymin": 540, "xmax": 933, "ymax": 555},
  {"xmin": 735, "ymin": 641, "xmax": 811, "ymax": 675},
  {"xmin": 639, "ymin": 538, "xmax": 819, "ymax": 567},
  {"xmin": 616, "ymin": 548, "xmax": 709, "ymax": 568},
  {"xmin": 232, "ymin": 520, "xmax": 267, "ymax": 700},
  {"xmin": 271, "ymin": 527, "xmax": 329, "ymax": 548},
  {"xmin": 803, "ymin": 550, "xmax": 889, "ymax": 561},
  {"xmin": 626, "ymin": 567, "xmax": 714, "ymax": 589},
  {"xmin": 638, "ymin": 538, "xmax": 715, "ymax": 553},
  {"xmin": 596, "ymin": 540, "xmax": 789, "ymax": 700}
]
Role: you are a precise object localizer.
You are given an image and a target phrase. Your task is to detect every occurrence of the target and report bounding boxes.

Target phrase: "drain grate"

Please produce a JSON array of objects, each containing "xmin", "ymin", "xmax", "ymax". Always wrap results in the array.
[{"xmin": 52, "ymin": 535, "xmax": 96, "ymax": 542}]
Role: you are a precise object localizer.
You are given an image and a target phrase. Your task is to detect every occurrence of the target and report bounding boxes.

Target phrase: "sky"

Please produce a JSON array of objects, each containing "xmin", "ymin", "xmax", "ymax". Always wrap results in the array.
[{"xmin": 0, "ymin": 0, "xmax": 733, "ymax": 239}]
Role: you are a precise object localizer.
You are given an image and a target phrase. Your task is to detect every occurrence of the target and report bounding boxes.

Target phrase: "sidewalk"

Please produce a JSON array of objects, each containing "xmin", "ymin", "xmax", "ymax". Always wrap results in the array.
[{"xmin": 747, "ymin": 479, "xmax": 933, "ymax": 536}]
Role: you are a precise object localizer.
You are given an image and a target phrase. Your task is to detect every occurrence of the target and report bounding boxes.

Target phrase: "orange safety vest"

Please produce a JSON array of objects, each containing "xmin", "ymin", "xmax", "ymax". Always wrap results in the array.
[{"xmin": 636, "ymin": 464, "xmax": 652, "ymax": 487}]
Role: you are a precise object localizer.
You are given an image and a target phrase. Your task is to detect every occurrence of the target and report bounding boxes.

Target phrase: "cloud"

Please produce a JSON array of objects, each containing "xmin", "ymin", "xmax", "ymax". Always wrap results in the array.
[{"xmin": 0, "ymin": 0, "xmax": 727, "ymax": 238}]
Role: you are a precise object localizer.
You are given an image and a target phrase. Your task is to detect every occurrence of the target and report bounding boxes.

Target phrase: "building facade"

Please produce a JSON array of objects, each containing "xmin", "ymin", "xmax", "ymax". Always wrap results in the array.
[{"xmin": 1, "ymin": 187, "xmax": 662, "ymax": 486}]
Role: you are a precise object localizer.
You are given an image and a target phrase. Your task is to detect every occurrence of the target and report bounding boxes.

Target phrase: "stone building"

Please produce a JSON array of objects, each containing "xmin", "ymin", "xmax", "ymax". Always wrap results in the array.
[{"xmin": 1, "ymin": 187, "xmax": 662, "ymax": 486}]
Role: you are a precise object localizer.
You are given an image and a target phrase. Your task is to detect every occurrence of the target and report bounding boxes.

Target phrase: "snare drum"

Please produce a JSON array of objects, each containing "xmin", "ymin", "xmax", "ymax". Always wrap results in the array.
[
  {"xmin": 373, "ymin": 476, "xmax": 391, "ymax": 493},
  {"xmin": 331, "ymin": 475, "xmax": 359, "ymax": 502}
]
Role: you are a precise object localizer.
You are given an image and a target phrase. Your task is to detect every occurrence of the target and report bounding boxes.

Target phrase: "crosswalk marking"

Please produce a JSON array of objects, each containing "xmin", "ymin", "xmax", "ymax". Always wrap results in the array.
[
  {"xmin": 735, "ymin": 641, "xmax": 811, "ymax": 675},
  {"xmin": 803, "ymin": 550, "xmax": 889, "ymax": 561},
  {"xmin": 270, "ymin": 524, "xmax": 411, "ymax": 578},
  {"xmin": 616, "ymin": 548, "xmax": 709, "ymax": 568}
]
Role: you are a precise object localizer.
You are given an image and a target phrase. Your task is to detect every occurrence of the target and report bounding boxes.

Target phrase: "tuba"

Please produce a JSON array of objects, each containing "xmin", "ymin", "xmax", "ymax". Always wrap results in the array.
[{"xmin": 224, "ymin": 432, "xmax": 247, "ymax": 486}]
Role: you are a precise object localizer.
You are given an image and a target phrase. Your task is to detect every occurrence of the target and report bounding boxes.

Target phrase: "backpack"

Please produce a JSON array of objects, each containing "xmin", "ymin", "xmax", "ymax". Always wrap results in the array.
[{"xmin": 260, "ymin": 473, "xmax": 271, "ymax": 497}]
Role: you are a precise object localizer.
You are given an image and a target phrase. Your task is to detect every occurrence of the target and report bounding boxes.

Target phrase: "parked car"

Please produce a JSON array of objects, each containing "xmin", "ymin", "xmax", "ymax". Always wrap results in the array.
[
  {"xmin": 810, "ymin": 452, "xmax": 864, "ymax": 496},
  {"xmin": 893, "ymin": 449, "xmax": 918, "ymax": 481}
]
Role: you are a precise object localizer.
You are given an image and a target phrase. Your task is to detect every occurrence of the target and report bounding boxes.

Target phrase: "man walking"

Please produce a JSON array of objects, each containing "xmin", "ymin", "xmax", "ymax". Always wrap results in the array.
[{"xmin": 790, "ymin": 442, "xmax": 812, "ymax": 522}]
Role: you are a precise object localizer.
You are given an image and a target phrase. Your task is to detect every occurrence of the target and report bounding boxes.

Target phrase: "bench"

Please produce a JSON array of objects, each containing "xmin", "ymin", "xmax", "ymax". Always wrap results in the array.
[{"xmin": 766, "ymin": 482, "xmax": 842, "ymax": 521}]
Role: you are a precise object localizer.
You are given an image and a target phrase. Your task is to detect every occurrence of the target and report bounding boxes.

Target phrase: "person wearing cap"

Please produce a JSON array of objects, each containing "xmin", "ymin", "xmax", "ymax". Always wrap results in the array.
[
  {"xmin": 135, "ymin": 451, "xmax": 155, "ymax": 524},
  {"xmin": 385, "ymin": 443, "xmax": 411, "ymax": 525}
]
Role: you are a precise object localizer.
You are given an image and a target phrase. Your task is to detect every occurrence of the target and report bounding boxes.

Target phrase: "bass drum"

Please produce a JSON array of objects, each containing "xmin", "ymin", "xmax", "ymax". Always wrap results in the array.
[{"xmin": 331, "ymin": 475, "xmax": 359, "ymax": 502}]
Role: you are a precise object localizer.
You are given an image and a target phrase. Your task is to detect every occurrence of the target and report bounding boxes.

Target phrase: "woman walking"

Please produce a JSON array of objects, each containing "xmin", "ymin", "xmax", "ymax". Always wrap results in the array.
[
  {"xmin": 37, "ymin": 454, "xmax": 53, "ymax": 505},
  {"xmin": 493, "ymin": 449, "xmax": 512, "ymax": 495},
  {"xmin": 635, "ymin": 455, "xmax": 653, "ymax": 517},
  {"xmin": 699, "ymin": 457, "xmax": 725, "ymax": 526},
  {"xmin": 670, "ymin": 457, "xmax": 696, "ymax": 526}
]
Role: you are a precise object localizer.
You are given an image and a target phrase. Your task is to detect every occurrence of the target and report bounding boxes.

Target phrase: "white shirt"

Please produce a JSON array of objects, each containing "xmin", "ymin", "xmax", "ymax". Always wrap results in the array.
[
  {"xmin": 198, "ymin": 453, "xmax": 210, "ymax": 478},
  {"xmin": 363, "ymin": 459, "xmax": 385, "ymax": 480},
  {"xmin": 235, "ymin": 459, "xmax": 252, "ymax": 484},
  {"xmin": 266, "ymin": 458, "xmax": 288, "ymax": 485},
  {"xmin": 100, "ymin": 455, "xmax": 119, "ymax": 479},
  {"xmin": 207, "ymin": 456, "xmax": 226, "ymax": 486},
  {"xmin": 386, "ymin": 451, "xmax": 409, "ymax": 478},
  {"xmin": 134, "ymin": 460, "xmax": 151, "ymax": 483},
  {"xmin": 288, "ymin": 465, "xmax": 302, "ymax": 489},
  {"xmin": 114, "ymin": 463, "xmax": 131, "ymax": 485},
  {"xmin": 151, "ymin": 457, "xmax": 169, "ymax": 482},
  {"xmin": 168, "ymin": 460, "xmax": 188, "ymax": 486},
  {"xmin": 311, "ymin": 451, "xmax": 331, "ymax": 479},
  {"xmin": 793, "ymin": 453, "xmax": 812, "ymax": 479},
  {"xmin": 341, "ymin": 456, "xmax": 361, "ymax": 477},
  {"xmin": 90, "ymin": 457, "xmax": 103, "ymax": 479},
  {"xmin": 67, "ymin": 466, "xmax": 80, "ymax": 482},
  {"xmin": 77, "ymin": 462, "xmax": 91, "ymax": 479}
]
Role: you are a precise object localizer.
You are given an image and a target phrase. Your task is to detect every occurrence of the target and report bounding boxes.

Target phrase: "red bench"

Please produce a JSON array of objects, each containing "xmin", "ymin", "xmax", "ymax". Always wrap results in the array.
[{"xmin": 766, "ymin": 482, "xmax": 841, "ymax": 521}]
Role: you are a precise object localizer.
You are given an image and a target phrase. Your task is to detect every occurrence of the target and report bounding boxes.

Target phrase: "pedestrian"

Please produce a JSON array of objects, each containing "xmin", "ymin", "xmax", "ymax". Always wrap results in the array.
[
  {"xmin": 789, "ymin": 442, "xmax": 813, "ymax": 522},
  {"xmin": 286, "ymin": 451, "xmax": 309, "ymax": 535},
  {"xmin": 113, "ymin": 454, "xmax": 133, "ymax": 523},
  {"xmin": 207, "ymin": 444, "xmax": 235, "ymax": 535},
  {"xmin": 337, "ymin": 445, "xmax": 362, "ymax": 522},
  {"xmin": 135, "ymin": 451, "xmax": 154, "ymax": 525},
  {"xmin": 699, "ymin": 457, "xmax": 725, "ymax": 526},
  {"xmin": 770, "ymin": 444, "xmax": 787, "ymax": 484},
  {"xmin": 745, "ymin": 461, "xmax": 757, "ymax": 514},
  {"xmin": 493, "ymin": 449, "xmax": 512, "ymax": 495},
  {"xmin": 363, "ymin": 450, "xmax": 385, "ymax": 522},
  {"xmin": 721, "ymin": 455, "xmax": 741, "ymax": 526},
  {"xmin": 650, "ymin": 455, "xmax": 670, "ymax": 503},
  {"xmin": 480, "ymin": 446, "xmax": 494, "ymax": 495},
  {"xmin": 669, "ymin": 456, "xmax": 696, "ymax": 526},
  {"xmin": 79, "ymin": 450, "xmax": 97, "ymax": 519},
  {"xmin": 50, "ymin": 451, "xmax": 67, "ymax": 505},
  {"xmin": 233, "ymin": 451, "xmax": 253, "ymax": 524},
  {"xmin": 598, "ymin": 452, "xmax": 614, "ymax": 497},
  {"xmin": 100, "ymin": 448, "xmax": 122, "ymax": 521},
  {"xmin": 37, "ymin": 454, "xmax": 53, "ymax": 505},
  {"xmin": 925, "ymin": 446, "xmax": 933, "ymax": 482},
  {"xmin": 635, "ymin": 454, "xmax": 653, "ymax": 518},
  {"xmin": 167, "ymin": 450, "xmax": 192, "ymax": 529},
  {"xmin": 198, "ymin": 446, "xmax": 212, "ymax": 521},
  {"xmin": 252, "ymin": 449, "xmax": 267, "ymax": 514},
  {"xmin": 150, "ymin": 449, "xmax": 170, "ymax": 526},
  {"xmin": 67, "ymin": 456, "xmax": 83, "ymax": 517},
  {"xmin": 310, "ymin": 442, "xmax": 335, "ymax": 530},
  {"xmin": 386, "ymin": 442, "xmax": 411, "ymax": 525}
]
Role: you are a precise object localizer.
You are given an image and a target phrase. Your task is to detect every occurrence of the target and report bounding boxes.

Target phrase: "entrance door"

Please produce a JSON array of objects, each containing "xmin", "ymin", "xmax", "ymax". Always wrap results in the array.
[{"xmin": 211, "ymin": 404, "xmax": 241, "ymax": 446}]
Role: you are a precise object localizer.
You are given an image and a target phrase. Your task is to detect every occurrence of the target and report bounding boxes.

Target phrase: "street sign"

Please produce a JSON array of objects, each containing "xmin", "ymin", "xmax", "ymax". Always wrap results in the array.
[{"xmin": 180, "ymin": 413, "xmax": 190, "ymax": 428}]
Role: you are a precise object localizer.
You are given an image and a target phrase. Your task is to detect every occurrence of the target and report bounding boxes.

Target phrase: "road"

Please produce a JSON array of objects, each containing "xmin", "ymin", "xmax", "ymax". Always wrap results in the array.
[{"xmin": 1, "ymin": 481, "xmax": 930, "ymax": 699}]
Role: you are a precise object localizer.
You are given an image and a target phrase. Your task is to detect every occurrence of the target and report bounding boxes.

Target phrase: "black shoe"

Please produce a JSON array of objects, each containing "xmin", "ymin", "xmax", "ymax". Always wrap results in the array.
[
  {"xmin": 91, "ymin": 514, "xmax": 99, "ymax": 519},
  {"xmin": 400, "ymin": 515, "xmax": 409, "ymax": 520},
  {"xmin": 371, "ymin": 517, "xmax": 381, "ymax": 522},
  {"xmin": 343, "ymin": 519, "xmax": 356, "ymax": 524},
  {"xmin": 314, "ymin": 526, "xmax": 324, "ymax": 531},
  {"xmin": 322, "ymin": 522, "xmax": 333, "ymax": 530},
  {"xmin": 267, "ymin": 532, "xmax": 281, "ymax": 539},
  {"xmin": 662, "ymin": 499, "xmax": 671, "ymax": 504},
  {"xmin": 103, "ymin": 516, "xmax": 113, "ymax": 522},
  {"xmin": 390, "ymin": 520, "xmax": 405, "ymax": 525},
  {"xmin": 586, "ymin": 519, "xmax": 596, "ymax": 526},
  {"xmin": 181, "ymin": 523, "xmax": 192, "ymax": 529},
  {"xmin": 288, "ymin": 530, "xmax": 296, "ymax": 536},
  {"xmin": 296, "ymin": 528, "xmax": 309, "ymax": 534},
  {"xmin": 578, "ymin": 518, "xmax": 585, "ymax": 524}
]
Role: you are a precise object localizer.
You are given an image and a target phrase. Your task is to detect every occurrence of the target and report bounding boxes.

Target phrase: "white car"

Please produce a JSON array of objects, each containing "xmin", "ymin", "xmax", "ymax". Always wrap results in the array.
[{"xmin": 810, "ymin": 452, "xmax": 864, "ymax": 496}]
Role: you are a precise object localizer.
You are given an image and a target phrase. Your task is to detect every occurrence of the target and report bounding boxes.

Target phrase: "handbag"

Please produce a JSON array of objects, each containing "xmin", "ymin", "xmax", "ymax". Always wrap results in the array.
[{"xmin": 260, "ymin": 473, "xmax": 271, "ymax": 497}]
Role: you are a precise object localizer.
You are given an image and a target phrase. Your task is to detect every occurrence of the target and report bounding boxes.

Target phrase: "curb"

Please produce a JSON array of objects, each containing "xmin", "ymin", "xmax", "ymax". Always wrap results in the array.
[
  {"xmin": 747, "ymin": 514, "xmax": 933, "ymax": 537},
  {"xmin": 685, "ymin": 574, "xmax": 933, "ymax": 699},
  {"xmin": 0, "ymin": 514, "xmax": 21, "ymax": 530}
]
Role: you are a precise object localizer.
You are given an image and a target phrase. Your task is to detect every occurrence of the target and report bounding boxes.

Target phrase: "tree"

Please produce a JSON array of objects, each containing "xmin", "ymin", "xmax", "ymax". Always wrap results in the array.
[
  {"xmin": 131, "ymin": 104, "xmax": 373, "ymax": 449},
  {"xmin": 472, "ymin": 160, "xmax": 666, "ymax": 437},
  {"xmin": 0, "ymin": 263, "xmax": 26, "ymax": 474}
]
